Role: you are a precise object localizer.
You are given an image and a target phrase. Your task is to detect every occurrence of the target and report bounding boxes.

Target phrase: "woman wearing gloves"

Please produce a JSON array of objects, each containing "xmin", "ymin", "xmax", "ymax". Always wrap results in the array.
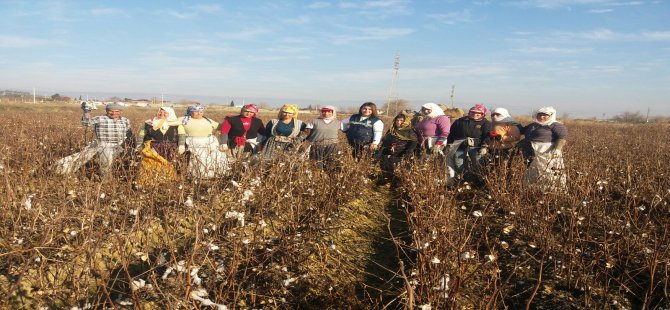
[
  {"xmin": 520, "ymin": 106, "xmax": 567, "ymax": 189},
  {"xmin": 342, "ymin": 102, "xmax": 384, "ymax": 160},
  {"xmin": 414, "ymin": 102, "xmax": 451, "ymax": 158},
  {"xmin": 489, "ymin": 107, "xmax": 522, "ymax": 166},
  {"xmin": 447, "ymin": 104, "xmax": 492, "ymax": 177},
  {"xmin": 219, "ymin": 104, "xmax": 265, "ymax": 158},
  {"xmin": 179, "ymin": 105, "xmax": 229, "ymax": 179},
  {"xmin": 262, "ymin": 104, "xmax": 312, "ymax": 161},
  {"xmin": 137, "ymin": 107, "xmax": 185, "ymax": 185}
]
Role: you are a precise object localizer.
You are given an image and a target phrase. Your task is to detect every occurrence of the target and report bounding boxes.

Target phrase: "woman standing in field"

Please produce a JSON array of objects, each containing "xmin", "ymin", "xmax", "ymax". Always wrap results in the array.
[
  {"xmin": 136, "ymin": 107, "xmax": 185, "ymax": 185},
  {"xmin": 262, "ymin": 104, "xmax": 312, "ymax": 161},
  {"xmin": 489, "ymin": 107, "xmax": 522, "ymax": 165},
  {"xmin": 414, "ymin": 102, "xmax": 451, "ymax": 158},
  {"xmin": 305, "ymin": 106, "xmax": 342, "ymax": 168},
  {"xmin": 342, "ymin": 102, "xmax": 384, "ymax": 160},
  {"xmin": 179, "ymin": 105, "xmax": 229, "ymax": 179},
  {"xmin": 520, "ymin": 106, "xmax": 567, "ymax": 189},
  {"xmin": 219, "ymin": 104, "xmax": 265, "ymax": 158},
  {"xmin": 378, "ymin": 111, "xmax": 418, "ymax": 185},
  {"xmin": 447, "ymin": 104, "xmax": 492, "ymax": 177}
]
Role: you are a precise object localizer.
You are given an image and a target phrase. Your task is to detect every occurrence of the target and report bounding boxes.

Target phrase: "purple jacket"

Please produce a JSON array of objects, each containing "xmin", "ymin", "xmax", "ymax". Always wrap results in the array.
[{"xmin": 414, "ymin": 115, "xmax": 451, "ymax": 143}]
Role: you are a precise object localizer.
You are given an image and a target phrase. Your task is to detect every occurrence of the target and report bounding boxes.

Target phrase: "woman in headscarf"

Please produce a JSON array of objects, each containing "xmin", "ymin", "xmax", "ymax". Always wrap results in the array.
[
  {"xmin": 219, "ymin": 104, "xmax": 265, "ymax": 158},
  {"xmin": 262, "ymin": 104, "xmax": 312, "ymax": 161},
  {"xmin": 447, "ymin": 103, "xmax": 492, "ymax": 176},
  {"xmin": 378, "ymin": 111, "xmax": 418, "ymax": 185},
  {"xmin": 305, "ymin": 106, "xmax": 342, "ymax": 168},
  {"xmin": 342, "ymin": 102, "xmax": 384, "ymax": 160},
  {"xmin": 414, "ymin": 102, "xmax": 451, "ymax": 157},
  {"xmin": 179, "ymin": 104, "xmax": 229, "ymax": 179},
  {"xmin": 136, "ymin": 107, "xmax": 185, "ymax": 185},
  {"xmin": 520, "ymin": 106, "xmax": 567, "ymax": 189},
  {"xmin": 489, "ymin": 107, "xmax": 522, "ymax": 164}
]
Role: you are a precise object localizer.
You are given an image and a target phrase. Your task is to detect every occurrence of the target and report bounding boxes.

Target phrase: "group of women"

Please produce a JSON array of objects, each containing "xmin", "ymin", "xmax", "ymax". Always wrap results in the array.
[{"xmin": 133, "ymin": 101, "xmax": 567, "ymax": 189}]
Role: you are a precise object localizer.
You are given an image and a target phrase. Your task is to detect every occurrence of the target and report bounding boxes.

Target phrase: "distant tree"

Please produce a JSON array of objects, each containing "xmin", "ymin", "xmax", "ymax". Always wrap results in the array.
[
  {"xmin": 611, "ymin": 111, "xmax": 645, "ymax": 123},
  {"xmin": 109, "ymin": 96, "xmax": 122, "ymax": 102},
  {"xmin": 51, "ymin": 93, "xmax": 62, "ymax": 100},
  {"xmin": 257, "ymin": 102, "xmax": 270, "ymax": 110},
  {"xmin": 383, "ymin": 98, "xmax": 410, "ymax": 116},
  {"xmin": 123, "ymin": 98, "xmax": 132, "ymax": 102},
  {"xmin": 230, "ymin": 100, "xmax": 235, "ymax": 107}
]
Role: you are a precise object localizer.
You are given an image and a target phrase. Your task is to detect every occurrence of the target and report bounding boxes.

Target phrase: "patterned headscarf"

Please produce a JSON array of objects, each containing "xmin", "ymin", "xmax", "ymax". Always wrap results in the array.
[
  {"xmin": 534, "ymin": 106, "xmax": 557, "ymax": 126},
  {"xmin": 319, "ymin": 105, "xmax": 337, "ymax": 122},
  {"xmin": 278, "ymin": 104, "xmax": 299, "ymax": 119},
  {"xmin": 182, "ymin": 105, "xmax": 205, "ymax": 125},
  {"xmin": 389, "ymin": 110, "xmax": 416, "ymax": 141},
  {"xmin": 241, "ymin": 104, "xmax": 259, "ymax": 116}
]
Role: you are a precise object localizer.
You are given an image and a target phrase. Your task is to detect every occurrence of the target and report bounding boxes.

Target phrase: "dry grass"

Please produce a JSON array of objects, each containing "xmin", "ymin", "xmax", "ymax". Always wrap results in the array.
[{"xmin": 1, "ymin": 102, "xmax": 668, "ymax": 309}]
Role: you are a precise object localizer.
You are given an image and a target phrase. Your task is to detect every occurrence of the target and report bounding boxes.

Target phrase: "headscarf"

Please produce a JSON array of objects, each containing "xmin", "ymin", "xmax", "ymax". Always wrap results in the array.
[
  {"xmin": 182, "ymin": 105, "xmax": 205, "ymax": 125},
  {"xmin": 491, "ymin": 107, "xmax": 519, "ymax": 125},
  {"xmin": 421, "ymin": 102, "xmax": 446, "ymax": 119},
  {"xmin": 149, "ymin": 107, "xmax": 179, "ymax": 130},
  {"xmin": 469, "ymin": 103, "xmax": 487, "ymax": 115},
  {"xmin": 241, "ymin": 104, "xmax": 259, "ymax": 116},
  {"xmin": 319, "ymin": 105, "xmax": 337, "ymax": 122},
  {"xmin": 389, "ymin": 110, "xmax": 416, "ymax": 141},
  {"xmin": 278, "ymin": 104, "xmax": 299, "ymax": 119},
  {"xmin": 534, "ymin": 106, "xmax": 557, "ymax": 126}
]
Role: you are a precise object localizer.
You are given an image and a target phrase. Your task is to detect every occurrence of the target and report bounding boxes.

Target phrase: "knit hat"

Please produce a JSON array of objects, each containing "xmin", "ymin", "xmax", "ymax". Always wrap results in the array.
[
  {"xmin": 469, "ymin": 104, "xmax": 487, "ymax": 115},
  {"xmin": 241, "ymin": 104, "xmax": 259, "ymax": 114},
  {"xmin": 105, "ymin": 103, "xmax": 124, "ymax": 111}
]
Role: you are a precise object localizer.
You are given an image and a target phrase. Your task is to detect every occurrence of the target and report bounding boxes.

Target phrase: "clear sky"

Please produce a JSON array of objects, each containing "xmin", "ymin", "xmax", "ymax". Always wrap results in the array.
[{"xmin": 1, "ymin": 0, "xmax": 669, "ymax": 118}]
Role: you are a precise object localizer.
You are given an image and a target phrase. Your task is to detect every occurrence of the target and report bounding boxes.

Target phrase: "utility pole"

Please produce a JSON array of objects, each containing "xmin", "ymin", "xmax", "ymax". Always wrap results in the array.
[
  {"xmin": 387, "ymin": 52, "xmax": 400, "ymax": 116},
  {"xmin": 449, "ymin": 85, "xmax": 455, "ymax": 107},
  {"xmin": 32, "ymin": 87, "xmax": 36, "ymax": 104},
  {"xmin": 646, "ymin": 107, "xmax": 650, "ymax": 123}
]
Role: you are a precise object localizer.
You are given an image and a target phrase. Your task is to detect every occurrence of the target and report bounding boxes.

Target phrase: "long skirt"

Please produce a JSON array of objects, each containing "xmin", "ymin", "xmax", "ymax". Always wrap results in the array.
[
  {"xmin": 523, "ymin": 141, "xmax": 566, "ymax": 190},
  {"xmin": 53, "ymin": 140, "xmax": 122, "ymax": 176},
  {"xmin": 137, "ymin": 141, "xmax": 179, "ymax": 186},
  {"xmin": 186, "ymin": 136, "xmax": 230, "ymax": 179}
]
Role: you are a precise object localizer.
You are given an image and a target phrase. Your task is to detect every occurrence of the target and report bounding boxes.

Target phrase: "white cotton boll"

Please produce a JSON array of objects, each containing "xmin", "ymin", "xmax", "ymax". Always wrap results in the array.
[
  {"xmin": 162, "ymin": 267, "xmax": 174, "ymax": 279},
  {"xmin": 230, "ymin": 180, "xmax": 240, "ymax": 188},
  {"xmin": 209, "ymin": 243, "xmax": 219, "ymax": 251},
  {"xmin": 131, "ymin": 278, "xmax": 146, "ymax": 291},
  {"xmin": 485, "ymin": 254, "xmax": 496, "ymax": 262},
  {"xmin": 184, "ymin": 196, "xmax": 194, "ymax": 207},
  {"xmin": 70, "ymin": 230, "xmax": 78, "ymax": 236},
  {"xmin": 283, "ymin": 277, "xmax": 298, "ymax": 286},
  {"xmin": 242, "ymin": 238, "xmax": 250, "ymax": 244},
  {"xmin": 203, "ymin": 228, "xmax": 209, "ymax": 234},
  {"xmin": 128, "ymin": 209, "xmax": 138, "ymax": 216},
  {"xmin": 175, "ymin": 260, "xmax": 186, "ymax": 272},
  {"xmin": 100, "ymin": 193, "xmax": 105, "ymax": 199},
  {"xmin": 22, "ymin": 194, "xmax": 35, "ymax": 210},
  {"xmin": 190, "ymin": 288, "xmax": 208, "ymax": 298},
  {"xmin": 472, "ymin": 210, "xmax": 482, "ymax": 217},
  {"xmin": 117, "ymin": 299, "xmax": 133, "ymax": 306},
  {"xmin": 418, "ymin": 304, "xmax": 432, "ymax": 310},
  {"xmin": 430, "ymin": 257, "xmax": 441, "ymax": 264},
  {"xmin": 460, "ymin": 252, "xmax": 472, "ymax": 260},
  {"xmin": 259, "ymin": 219, "xmax": 267, "ymax": 227},
  {"xmin": 190, "ymin": 267, "xmax": 202, "ymax": 285}
]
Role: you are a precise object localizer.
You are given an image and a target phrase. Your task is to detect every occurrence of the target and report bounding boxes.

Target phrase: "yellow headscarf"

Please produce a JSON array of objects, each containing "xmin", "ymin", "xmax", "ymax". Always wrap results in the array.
[{"xmin": 279, "ymin": 104, "xmax": 299, "ymax": 118}]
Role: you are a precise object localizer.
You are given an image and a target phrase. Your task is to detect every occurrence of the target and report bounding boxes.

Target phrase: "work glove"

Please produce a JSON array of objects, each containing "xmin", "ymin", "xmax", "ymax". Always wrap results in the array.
[
  {"xmin": 432, "ymin": 141, "xmax": 445, "ymax": 154},
  {"xmin": 551, "ymin": 139, "xmax": 566, "ymax": 159},
  {"xmin": 551, "ymin": 149, "xmax": 562, "ymax": 159},
  {"xmin": 478, "ymin": 147, "xmax": 488, "ymax": 156},
  {"xmin": 370, "ymin": 144, "xmax": 379, "ymax": 151},
  {"xmin": 178, "ymin": 145, "xmax": 186, "ymax": 155},
  {"xmin": 219, "ymin": 144, "xmax": 229, "ymax": 152}
]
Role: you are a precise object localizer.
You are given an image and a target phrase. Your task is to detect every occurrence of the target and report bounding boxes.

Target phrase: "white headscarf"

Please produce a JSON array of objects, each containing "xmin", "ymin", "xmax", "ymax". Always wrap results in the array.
[
  {"xmin": 421, "ymin": 102, "xmax": 446, "ymax": 119},
  {"xmin": 149, "ymin": 107, "xmax": 179, "ymax": 131},
  {"xmin": 533, "ymin": 106, "xmax": 557, "ymax": 126},
  {"xmin": 319, "ymin": 105, "xmax": 337, "ymax": 123},
  {"xmin": 491, "ymin": 107, "xmax": 519, "ymax": 124}
]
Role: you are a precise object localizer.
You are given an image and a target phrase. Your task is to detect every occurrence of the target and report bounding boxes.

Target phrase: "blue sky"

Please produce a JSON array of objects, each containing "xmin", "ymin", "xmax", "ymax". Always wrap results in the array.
[{"xmin": 1, "ymin": 0, "xmax": 669, "ymax": 118}]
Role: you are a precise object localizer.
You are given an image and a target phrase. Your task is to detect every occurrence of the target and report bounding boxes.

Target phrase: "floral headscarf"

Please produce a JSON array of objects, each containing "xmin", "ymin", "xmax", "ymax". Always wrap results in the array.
[{"xmin": 182, "ymin": 105, "xmax": 205, "ymax": 125}]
